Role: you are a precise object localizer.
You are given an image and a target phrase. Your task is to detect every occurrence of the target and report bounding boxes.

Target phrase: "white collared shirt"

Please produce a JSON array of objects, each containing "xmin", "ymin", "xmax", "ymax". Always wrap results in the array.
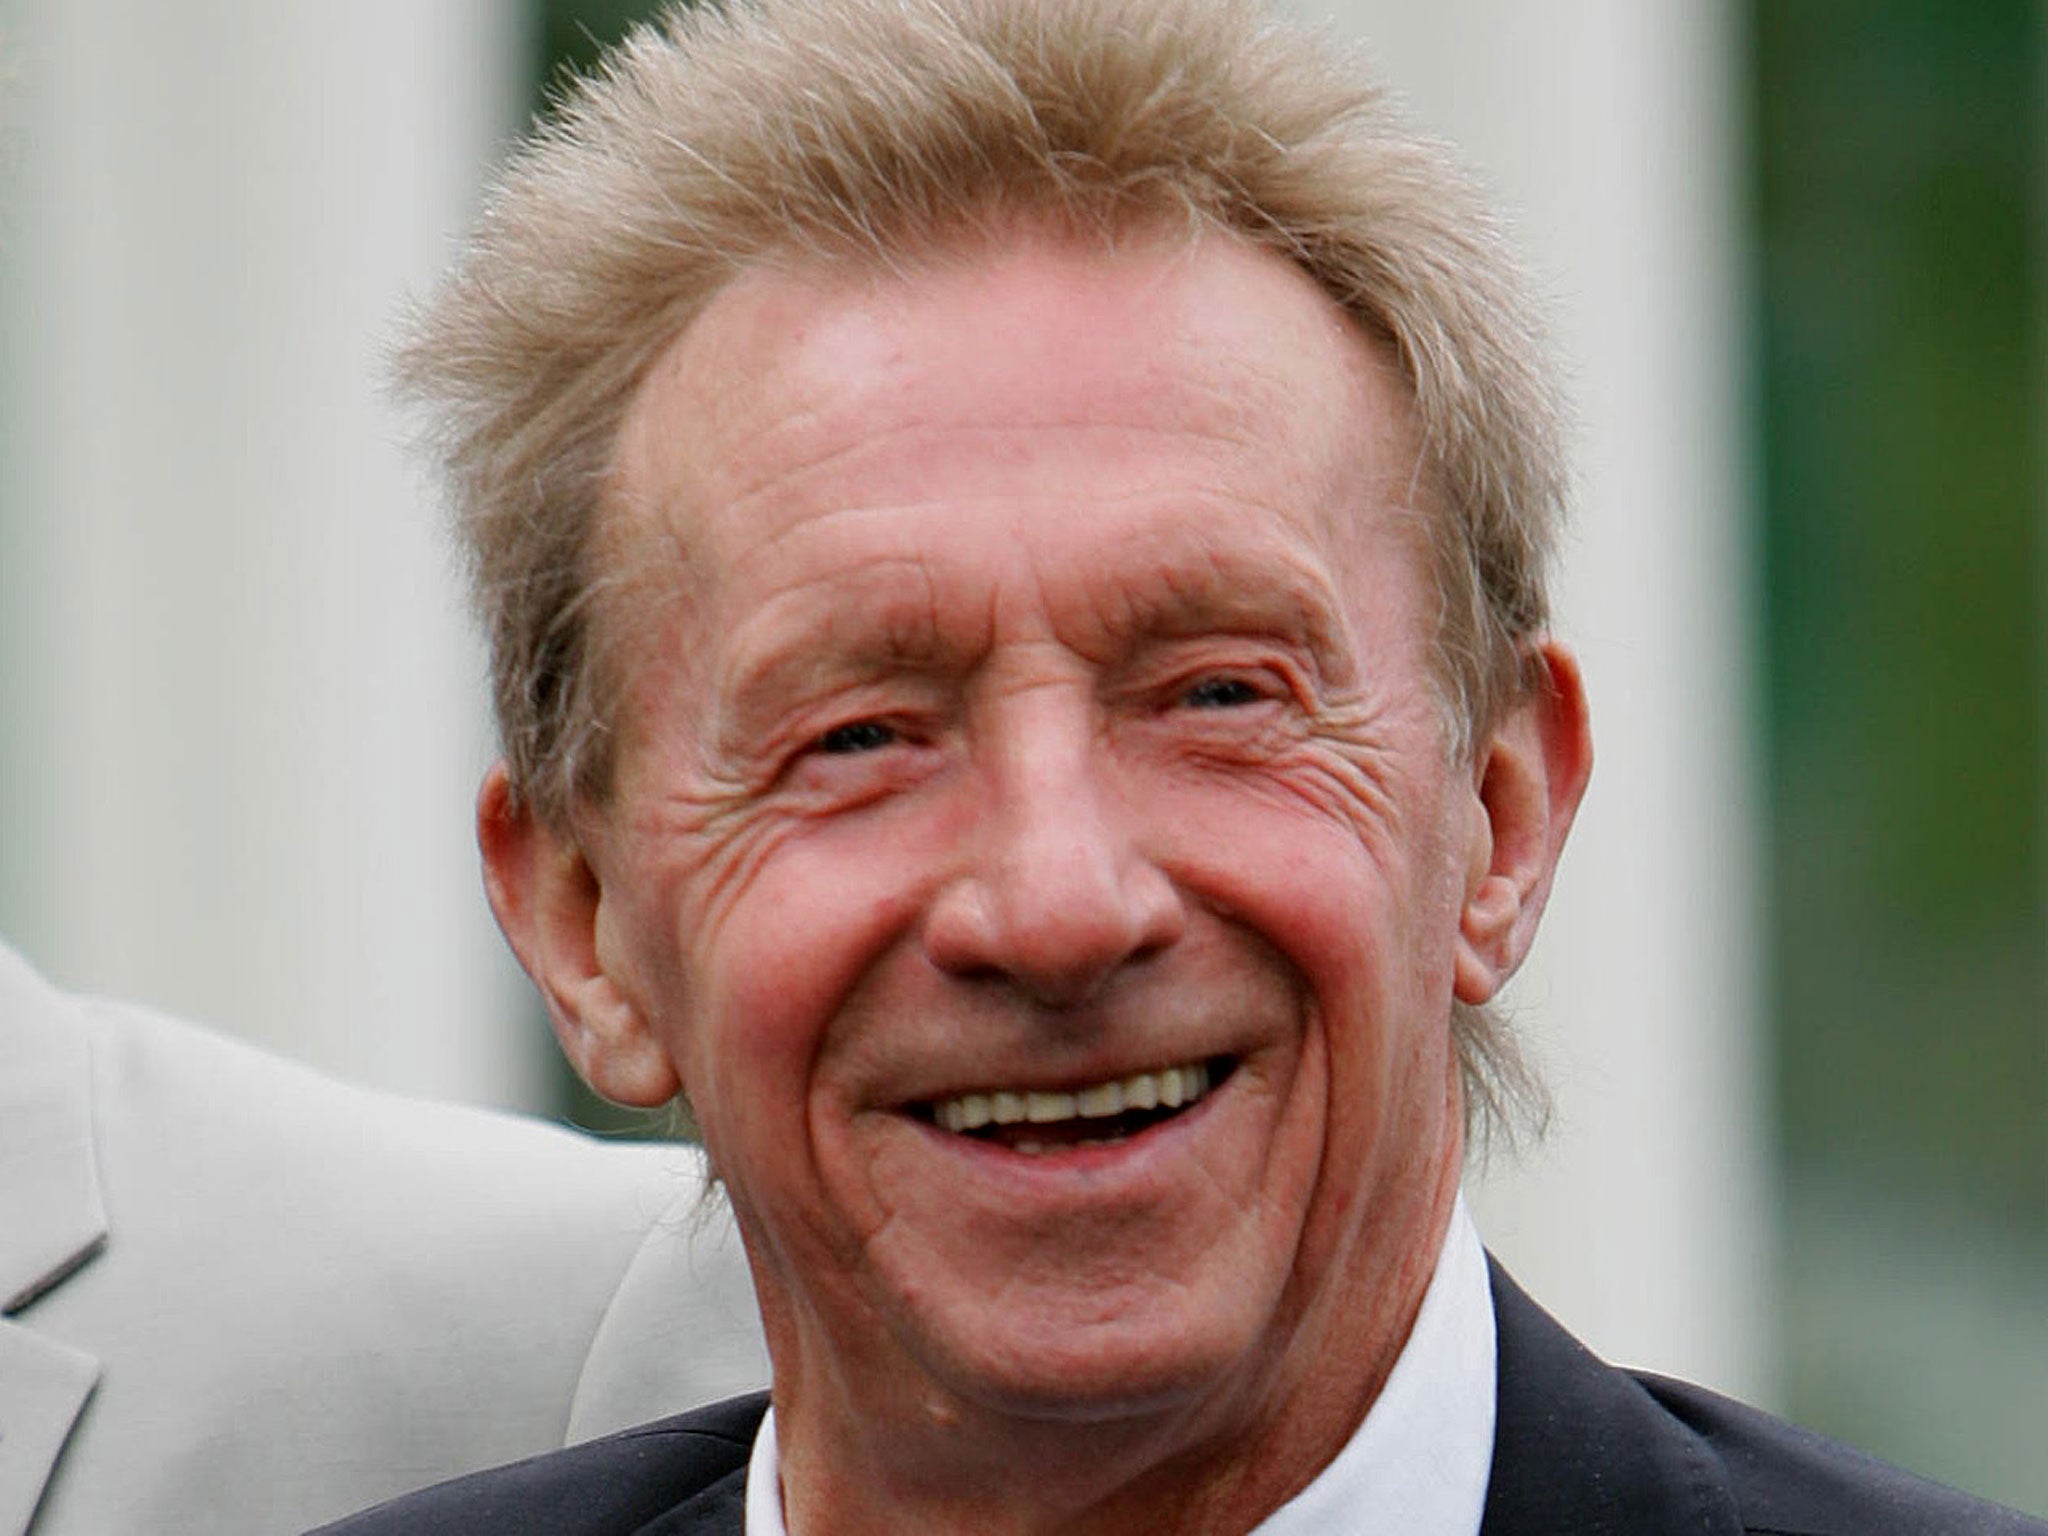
[{"xmin": 744, "ymin": 1196, "xmax": 1496, "ymax": 1536}]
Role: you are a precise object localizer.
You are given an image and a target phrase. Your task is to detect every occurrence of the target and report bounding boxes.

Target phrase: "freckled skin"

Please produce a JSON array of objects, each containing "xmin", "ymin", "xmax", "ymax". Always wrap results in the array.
[{"xmin": 499, "ymin": 228, "xmax": 1583, "ymax": 1536}]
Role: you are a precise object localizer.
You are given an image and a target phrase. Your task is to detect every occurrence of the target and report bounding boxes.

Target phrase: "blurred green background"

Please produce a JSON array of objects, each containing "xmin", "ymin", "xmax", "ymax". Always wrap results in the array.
[
  {"xmin": 534, "ymin": 0, "xmax": 2048, "ymax": 1513},
  {"xmin": 1754, "ymin": 0, "xmax": 2048, "ymax": 1509}
]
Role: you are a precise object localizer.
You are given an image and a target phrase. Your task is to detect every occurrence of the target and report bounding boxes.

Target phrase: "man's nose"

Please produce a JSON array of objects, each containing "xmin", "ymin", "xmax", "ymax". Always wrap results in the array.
[{"xmin": 921, "ymin": 735, "xmax": 1186, "ymax": 1008}]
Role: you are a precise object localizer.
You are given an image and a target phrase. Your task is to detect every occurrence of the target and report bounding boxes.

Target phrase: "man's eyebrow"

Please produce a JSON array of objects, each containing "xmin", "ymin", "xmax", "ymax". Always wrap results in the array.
[
  {"xmin": 1099, "ymin": 539, "xmax": 1356, "ymax": 678},
  {"xmin": 707, "ymin": 568, "xmax": 960, "ymax": 746}
]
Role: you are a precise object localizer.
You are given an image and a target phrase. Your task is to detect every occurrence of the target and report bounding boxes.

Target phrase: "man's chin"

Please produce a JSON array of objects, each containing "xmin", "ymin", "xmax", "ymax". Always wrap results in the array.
[{"xmin": 888, "ymin": 1284, "xmax": 1280, "ymax": 1427}]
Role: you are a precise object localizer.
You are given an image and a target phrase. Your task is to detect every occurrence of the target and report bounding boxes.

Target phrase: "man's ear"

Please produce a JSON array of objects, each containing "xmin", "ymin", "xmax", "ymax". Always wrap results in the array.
[
  {"xmin": 1453, "ymin": 641, "xmax": 1593, "ymax": 1006},
  {"xmin": 476, "ymin": 762, "xmax": 682, "ymax": 1107}
]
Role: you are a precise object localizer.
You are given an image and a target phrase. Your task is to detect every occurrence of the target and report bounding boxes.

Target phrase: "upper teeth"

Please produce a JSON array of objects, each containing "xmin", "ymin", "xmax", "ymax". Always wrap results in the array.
[{"xmin": 933, "ymin": 1062, "xmax": 1212, "ymax": 1134}]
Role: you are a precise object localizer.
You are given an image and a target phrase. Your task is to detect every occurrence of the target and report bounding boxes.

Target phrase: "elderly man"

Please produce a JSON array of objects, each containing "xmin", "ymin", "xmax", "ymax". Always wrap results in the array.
[{"xmin": 319, "ymin": 0, "xmax": 2045, "ymax": 1531}]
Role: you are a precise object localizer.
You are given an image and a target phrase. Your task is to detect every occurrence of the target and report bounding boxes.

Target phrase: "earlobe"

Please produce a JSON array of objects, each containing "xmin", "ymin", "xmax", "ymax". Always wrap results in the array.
[
  {"xmin": 1452, "ymin": 642, "xmax": 1593, "ymax": 1005},
  {"xmin": 476, "ymin": 763, "xmax": 683, "ymax": 1107}
]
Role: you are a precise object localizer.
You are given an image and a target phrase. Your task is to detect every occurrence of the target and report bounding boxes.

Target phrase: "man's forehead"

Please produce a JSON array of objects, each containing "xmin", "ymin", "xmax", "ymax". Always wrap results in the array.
[
  {"xmin": 614, "ymin": 228, "xmax": 1414, "ymax": 524},
  {"xmin": 595, "ymin": 225, "xmax": 1434, "ymax": 710}
]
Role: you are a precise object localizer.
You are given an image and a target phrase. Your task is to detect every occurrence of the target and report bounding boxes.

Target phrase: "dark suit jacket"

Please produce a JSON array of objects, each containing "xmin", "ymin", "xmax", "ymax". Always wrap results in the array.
[{"xmin": 311, "ymin": 1262, "xmax": 2047, "ymax": 1535}]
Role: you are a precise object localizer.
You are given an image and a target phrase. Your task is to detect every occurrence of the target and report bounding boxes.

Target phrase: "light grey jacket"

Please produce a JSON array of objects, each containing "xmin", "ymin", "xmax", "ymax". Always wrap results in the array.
[{"xmin": 0, "ymin": 940, "xmax": 768, "ymax": 1535}]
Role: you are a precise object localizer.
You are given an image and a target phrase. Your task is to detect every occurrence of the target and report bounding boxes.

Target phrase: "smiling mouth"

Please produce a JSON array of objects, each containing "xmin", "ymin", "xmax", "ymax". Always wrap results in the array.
[{"xmin": 920, "ymin": 1057, "xmax": 1235, "ymax": 1153}]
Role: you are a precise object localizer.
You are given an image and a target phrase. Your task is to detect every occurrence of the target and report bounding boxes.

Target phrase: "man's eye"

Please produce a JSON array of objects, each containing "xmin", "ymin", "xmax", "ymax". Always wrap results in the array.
[
  {"xmin": 816, "ymin": 720, "xmax": 897, "ymax": 754},
  {"xmin": 1182, "ymin": 676, "xmax": 1263, "ymax": 709}
]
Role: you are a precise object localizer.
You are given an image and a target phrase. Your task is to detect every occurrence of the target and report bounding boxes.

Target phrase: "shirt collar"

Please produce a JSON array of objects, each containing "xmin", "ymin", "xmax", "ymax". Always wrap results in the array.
[
  {"xmin": 1247, "ymin": 1193, "xmax": 1495, "ymax": 1536},
  {"xmin": 745, "ymin": 1196, "xmax": 1495, "ymax": 1536}
]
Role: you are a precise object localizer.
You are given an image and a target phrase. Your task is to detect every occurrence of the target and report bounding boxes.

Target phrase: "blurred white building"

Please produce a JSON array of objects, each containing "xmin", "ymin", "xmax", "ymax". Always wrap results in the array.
[{"xmin": 0, "ymin": 1, "xmax": 543, "ymax": 1105}]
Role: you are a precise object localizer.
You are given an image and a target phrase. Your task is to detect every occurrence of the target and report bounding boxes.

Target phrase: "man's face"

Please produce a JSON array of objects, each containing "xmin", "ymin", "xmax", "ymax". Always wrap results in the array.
[{"xmin": 586, "ymin": 229, "xmax": 1487, "ymax": 1429}]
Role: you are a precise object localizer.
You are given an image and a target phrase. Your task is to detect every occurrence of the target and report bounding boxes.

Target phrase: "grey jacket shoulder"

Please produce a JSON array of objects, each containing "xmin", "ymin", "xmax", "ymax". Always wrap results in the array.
[{"xmin": 0, "ymin": 940, "xmax": 765, "ymax": 1536}]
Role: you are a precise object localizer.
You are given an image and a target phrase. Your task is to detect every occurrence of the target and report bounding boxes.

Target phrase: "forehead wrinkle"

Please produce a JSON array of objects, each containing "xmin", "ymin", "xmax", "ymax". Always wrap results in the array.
[
  {"xmin": 705, "ymin": 408, "xmax": 1272, "ymax": 532},
  {"xmin": 708, "ymin": 496, "xmax": 948, "ymax": 592}
]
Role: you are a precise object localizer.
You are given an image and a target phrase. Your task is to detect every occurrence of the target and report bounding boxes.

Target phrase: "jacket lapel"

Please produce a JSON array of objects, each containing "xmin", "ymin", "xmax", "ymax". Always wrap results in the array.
[
  {"xmin": 1479, "ymin": 1260, "xmax": 1741, "ymax": 1536},
  {"xmin": 0, "ymin": 1326, "xmax": 99, "ymax": 1536},
  {"xmin": 0, "ymin": 950, "xmax": 108, "ymax": 1536}
]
